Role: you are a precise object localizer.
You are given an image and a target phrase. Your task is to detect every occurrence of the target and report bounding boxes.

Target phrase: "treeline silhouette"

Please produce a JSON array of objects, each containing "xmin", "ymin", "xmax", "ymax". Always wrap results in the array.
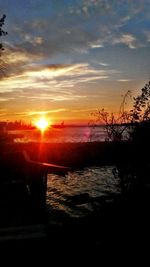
[{"xmin": 0, "ymin": 120, "xmax": 35, "ymax": 130}]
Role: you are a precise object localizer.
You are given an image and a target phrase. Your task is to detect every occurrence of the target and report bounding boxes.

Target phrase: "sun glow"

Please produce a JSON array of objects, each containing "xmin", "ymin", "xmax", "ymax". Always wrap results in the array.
[{"xmin": 34, "ymin": 117, "xmax": 50, "ymax": 132}]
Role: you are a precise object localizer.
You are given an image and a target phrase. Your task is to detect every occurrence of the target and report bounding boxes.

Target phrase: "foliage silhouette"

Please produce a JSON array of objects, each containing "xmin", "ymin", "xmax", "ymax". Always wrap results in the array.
[
  {"xmin": 93, "ymin": 80, "xmax": 150, "ymax": 194},
  {"xmin": 0, "ymin": 14, "xmax": 7, "ymax": 51},
  {"xmin": 0, "ymin": 14, "xmax": 7, "ymax": 77},
  {"xmin": 131, "ymin": 80, "xmax": 150, "ymax": 122},
  {"xmin": 92, "ymin": 90, "xmax": 131, "ymax": 142},
  {"xmin": 0, "ymin": 14, "xmax": 8, "ymax": 145}
]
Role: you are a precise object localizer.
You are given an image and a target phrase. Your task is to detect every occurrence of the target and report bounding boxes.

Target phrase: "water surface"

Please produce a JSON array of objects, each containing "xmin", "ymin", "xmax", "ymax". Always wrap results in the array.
[
  {"xmin": 13, "ymin": 126, "xmax": 107, "ymax": 143},
  {"xmin": 47, "ymin": 166, "xmax": 120, "ymax": 218}
]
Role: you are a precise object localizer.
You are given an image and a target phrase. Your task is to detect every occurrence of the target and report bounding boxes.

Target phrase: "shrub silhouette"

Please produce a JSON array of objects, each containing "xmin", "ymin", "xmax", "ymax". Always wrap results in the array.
[
  {"xmin": 92, "ymin": 90, "xmax": 131, "ymax": 142},
  {"xmin": 93, "ymin": 80, "xmax": 150, "ymax": 194},
  {"xmin": 131, "ymin": 80, "xmax": 150, "ymax": 123}
]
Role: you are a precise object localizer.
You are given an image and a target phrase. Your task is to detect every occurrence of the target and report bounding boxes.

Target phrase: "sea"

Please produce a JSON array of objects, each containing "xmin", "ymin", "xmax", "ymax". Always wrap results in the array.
[
  {"xmin": 47, "ymin": 166, "xmax": 120, "ymax": 220},
  {"xmin": 12, "ymin": 126, "xmax": 121, "ymax": 219},
  {"xmin": 13, "ymin": 125, "xmax": 108, "ymax": 143}
]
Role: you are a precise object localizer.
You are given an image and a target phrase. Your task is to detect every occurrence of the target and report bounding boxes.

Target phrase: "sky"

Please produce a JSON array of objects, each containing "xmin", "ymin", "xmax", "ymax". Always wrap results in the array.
[{"xmin": 0, "ymin": 0, "xmax": 150, "ymax": 124}]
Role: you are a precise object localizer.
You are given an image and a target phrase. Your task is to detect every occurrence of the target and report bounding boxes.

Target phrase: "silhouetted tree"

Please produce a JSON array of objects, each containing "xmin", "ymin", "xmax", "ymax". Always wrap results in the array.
[
  {"xmin": 0, "ymin": 14, "xmax": 7, "ymax": 76},
  {"xmin": 93, "ymin": 80, "xmax": 150, "ymax": 194},
  {"xmin": 92, "ymin": 90, "xmax": 131, "ymax": 141},
  {"xmin": 131, "ymin": 80, "xmax": 150, "ymax": 122},
  {"xmin": 0, "ymin": 14, "xmax": 7, "ymax": 147},
  {"xmin": 119, "ymin": 81, "xmax": 150, "ymax": 193},
  {"xmin": 0, "ymin": 14, "xmax": 7, "ymax": 51}
]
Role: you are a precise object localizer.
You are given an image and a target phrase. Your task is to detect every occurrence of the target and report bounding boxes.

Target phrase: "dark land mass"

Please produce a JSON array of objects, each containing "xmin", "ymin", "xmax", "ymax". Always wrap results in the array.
[
  {"xmin": 1, "ymin": 141, "xmax": 130, "ymax": 167},
  {"xmin": 0, "ymin": 141, "xmax": 150, "ymax": 260}
]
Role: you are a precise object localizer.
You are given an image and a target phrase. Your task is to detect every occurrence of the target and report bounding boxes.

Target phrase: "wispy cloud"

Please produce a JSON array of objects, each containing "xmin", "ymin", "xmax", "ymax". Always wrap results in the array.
[
  {"xmin": 121, "ymin": 16, "xmax": 131, "ymax": 23},
  {"xmin": 117, "ymin": 79, "xmax": 131, "ymax": 82},
  {"xmin": 0, "ymin": 108, "xmax": 68, "ymax": 120},
  {"xmin": 15, "ymin": 109, "xmax": 67, "ymax": 117},
  {"xmin": 98, "ymin": 62, "xmax": 109, "ymax": 67},
  {"xmin": 69, "ymin": 0, "xmax": 111, "ymax": 16},
  {"xmin": 24, "ymin": 34, "xmax": 44, "ymax": 46},
  {"xmin": 112, "ymin": 34, "xmax": 137, "ymax": 49},
  {"xmin": 29, "ymin": 95, "xmax": 87, "ymax": 102},
  {"xmin": 4, "ymin": 49, "xmax": 29, "ymax": 64},
  {"xmin": 0, "ymin": 62, "xmax": 117, "ymax": 95},
  {"xmin": 89, "ymin": 39, "xmax": 104, "ymax": 49},
  {"xmin": 0, "ymin": 98, "xmax": 9, "ymax": 102},
  {"xmin": 145, "ymin": 31, "xmax": 150, "ymax": 42},
  {"xmin": 3, "ymin": 0, "xmax": 148, "ymax": 69}
]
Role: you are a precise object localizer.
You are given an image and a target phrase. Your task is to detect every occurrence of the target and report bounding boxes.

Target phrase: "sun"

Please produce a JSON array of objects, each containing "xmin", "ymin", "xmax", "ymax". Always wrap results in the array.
[{"xmin": 34, "ymin": 117, "xmax": 50, "ymax": 132}]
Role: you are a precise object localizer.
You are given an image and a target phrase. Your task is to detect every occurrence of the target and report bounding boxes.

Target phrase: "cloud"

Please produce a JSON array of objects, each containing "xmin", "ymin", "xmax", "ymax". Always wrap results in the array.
[
  {"xmin": 3, "ymin": 0, "xmax": 148, "ymax": 70},
  {"xmin": 121, "ymin": 16, "xmax": 131, "ymax": 23},
  {"xmin": 112, "ymin": 34, "xmax": 137, "ymax": 49},
  {"xmin": 13, "ymin": 109, "xmax": 67, "ymax": 117},
  {"xmin": 70, "ymin": 107, "xmax": 97, "ymax": 113},
  {"xmin": 68, "ymin": 0, "xmax": 148, "ymax": 25},
  {"xmin": 1, "ymin": 0, "xmax": 149, "ymax": 123},
  {"xmin": 2, "ymin": 0, "xmax": 149, "ymax": 63},
  {"xmin": 0, "ymin": 61, "xmax": 120, "ymax": 121},
  {"xmin": 90, "ymin": 44, "xmax": 103, "ymax": 48},
  {"xmin": 0, "ymin": 108, "xmax": 69, "ymax": 120},
  {"xmin": 10, "ymin": 19, "xmax": 95, "ymax": 59},
  {"xmin": 0, "ymin": 63, "xmax": 117, "ymax": 96},
  {"xmin": 0, "ymin": 44, "xmax": 42, "ymax": 79},
  {"xmin": 145, "ymin": 31, "xmax": 150, "ymax": 42},
  {"xmin": 24, "ymin": 34, "xmax": 44, "ymax": 46},
  {"xmin": 117, "ymin": 79, "xmax": 131, "ymax": 82},
  {"xmin": 69, "ymin": 0, "xmax": 111, "ymax": 16},
  {"xmin": 4, "ymin": 49, "xmax": 29, "ymax": 64},
  {"xmin": 0, "ymin": 98, "xmax": 9, "ymax": 102},
  {"xmin": 29, "ymin": 94, "xmax": 87, "ymax": 102},
  {"xmin": 89, "ymin": 40, "xmax": 104, "ymax": 49},
  {"xmin": 98, "ymin": 62, "xmax": 109, "ymax": 67}
]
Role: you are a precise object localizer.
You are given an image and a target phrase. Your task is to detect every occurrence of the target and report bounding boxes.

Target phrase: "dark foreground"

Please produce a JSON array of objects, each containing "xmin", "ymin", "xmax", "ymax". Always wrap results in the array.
[
  {"xmin": 0, "ymin": 142, "xmax": 150, "ymax": 262},
  {"xmin": 0, "ymin": 183, "xmax": 150, "ymax": 262},
  {"xmin": 1, "ymin": 141, "xmax": 116, "ymax": 167}
]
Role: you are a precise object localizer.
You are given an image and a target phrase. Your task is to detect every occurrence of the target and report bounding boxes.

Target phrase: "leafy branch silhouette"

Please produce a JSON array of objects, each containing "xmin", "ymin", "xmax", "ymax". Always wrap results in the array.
[{"xmin": 0, "ymin": 14, "xmax": 7, "ymax": 77}]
